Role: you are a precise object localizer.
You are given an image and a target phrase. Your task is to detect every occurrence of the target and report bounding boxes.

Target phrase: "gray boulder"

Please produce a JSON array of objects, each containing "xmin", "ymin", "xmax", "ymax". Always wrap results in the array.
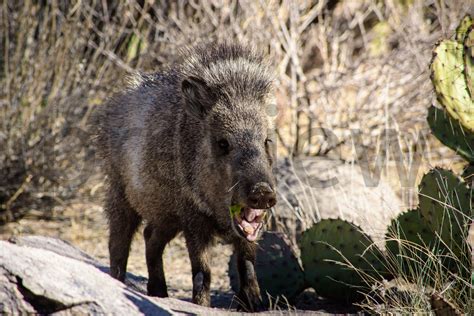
[{"xmin": 272, "ymin": 157, "xmax": 403, "ymax": 246}]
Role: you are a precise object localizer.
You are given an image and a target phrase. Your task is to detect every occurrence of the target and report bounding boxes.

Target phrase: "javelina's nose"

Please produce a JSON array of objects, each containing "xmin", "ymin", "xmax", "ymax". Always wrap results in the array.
[{"xmin": 248, "ymin": 182, "xmax": 276, "ymax": 209}]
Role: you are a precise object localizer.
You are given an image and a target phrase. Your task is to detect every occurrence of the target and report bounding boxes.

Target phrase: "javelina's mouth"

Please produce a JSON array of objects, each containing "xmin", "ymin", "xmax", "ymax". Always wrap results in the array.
[{"xmin": 230, "ymin": 206, "xmax": 266, "ymax": 242}]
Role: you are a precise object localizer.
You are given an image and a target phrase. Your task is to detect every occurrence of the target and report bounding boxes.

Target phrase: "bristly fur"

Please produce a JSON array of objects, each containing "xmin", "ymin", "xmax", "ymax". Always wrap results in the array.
[
  {"xmin": 178, "ymin": 42, "xmax": 274, "ymax": 101},
  {"xmin": 125, "ymin": 42, "xmax": 274, "ymax": 102},
  {"xmin": 93, "ymin": 41, "xmax": 276, "ymax": 311}
]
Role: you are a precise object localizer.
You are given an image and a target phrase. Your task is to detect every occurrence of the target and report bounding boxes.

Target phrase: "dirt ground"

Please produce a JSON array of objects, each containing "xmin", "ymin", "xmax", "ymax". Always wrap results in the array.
[
  {"xmin": 0, "ymin": 201, "xmax": 364, "ymax": 313},
  {"xmin": 0, "ymin": 201, "xmax": 232, "ymax": 297}
]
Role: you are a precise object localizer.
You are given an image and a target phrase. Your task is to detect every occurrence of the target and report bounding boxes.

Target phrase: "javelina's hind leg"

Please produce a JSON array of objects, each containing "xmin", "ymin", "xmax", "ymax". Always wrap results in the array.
[
  {"xmin": 105, "ymin": 184, "xmax": 141, "ymax": 282},
  {"xmin": 144, "ymin": 218, "xmax": 179, "ymax": 297},
  {"xmin": 233, "ymin": 239, "xmax": 264, "ymax": 312},
  {"xmin": 183, "ymin": 215, "xmax": 214, "ymax": 307}
]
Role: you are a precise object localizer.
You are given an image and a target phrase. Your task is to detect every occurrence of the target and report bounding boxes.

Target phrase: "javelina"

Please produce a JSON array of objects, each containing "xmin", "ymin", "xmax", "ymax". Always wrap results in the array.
[{"xmin": 93, "ymin": 43, "xmax": 277, "ymax": 311}]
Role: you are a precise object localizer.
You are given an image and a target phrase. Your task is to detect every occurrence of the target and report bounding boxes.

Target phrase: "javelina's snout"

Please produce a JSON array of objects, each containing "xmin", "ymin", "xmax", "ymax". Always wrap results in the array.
[
  {"xmin": 247, "ymin": 182, "xmax": 276, "ymax": 209},
  {"xmin": 231, "ymin": 181, "xmax": 276, "ymax": 242}
]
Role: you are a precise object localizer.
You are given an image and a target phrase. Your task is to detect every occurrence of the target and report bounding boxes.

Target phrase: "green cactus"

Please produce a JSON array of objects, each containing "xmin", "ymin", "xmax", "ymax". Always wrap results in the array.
[
  {"xmin": 430, "ymin": 16, "xmax": 474, "ymax": 132},
  {"xmin": 424, "ymin": 17, "xmax": 473, "ymax": 284},
  {"xmin": 387, "ymin": 169, "xmax": 472, "ymax": 278},
  {"xmin": 291, "ymin": 17, "xmax": 474, "ymax": 307},
  {"xmin": 464, "ymin": 25, "xmax": 474, "ymax": 97},
  {"xmin": 228, "ymin": 231, "xmax": 306, "ymax": 304},
  {"xmin": 417, "ymin": 168, "xmax": 472, "ymax": 277},
  {"xmin": 386, "ymin": 209, "xmax": 433, "ymax": 249},
  {"xmin": 300, "ymin": 219, "xmax": 388, "ymax": 302},
  {"xmin": 418, "ymin": 168, "xmax": 471, "ymax": 239},
  {"xmin": 427, "ymin": 106, "xmax": 474, "ymax": 162},
  {"xmin": 461, "ymin": 163, "xmax": 473, "ymax": 189},
  {"xmin": 386, "ymin": 209, "xmax": 443, "ymax": 280},
  {"xmin": 455, "ymin": 15, "xmax": 472, "ymax": 43}
]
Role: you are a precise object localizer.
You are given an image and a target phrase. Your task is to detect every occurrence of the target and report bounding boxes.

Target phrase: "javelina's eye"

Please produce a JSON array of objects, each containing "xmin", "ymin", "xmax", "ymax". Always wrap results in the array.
[
  {"xmin": 217, "ymin": 138, "xmax": 230, "ymax": 154},
  {"xmin": 265, "ymin": 138, "xmax": 272, "ymax": 146}
]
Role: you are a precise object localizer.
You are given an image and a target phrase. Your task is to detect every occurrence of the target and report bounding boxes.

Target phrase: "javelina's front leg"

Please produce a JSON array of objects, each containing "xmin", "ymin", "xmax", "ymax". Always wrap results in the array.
[
  {"xmin": 233, "ymin": 239, "xmax": 264, "ymax": 311},
  {"xmin": 183, "ymin": 218, "xmax": 213, "ymax": 307},
  {"xmin": 144, "ymin": 220, "xmax": 179, "ymax": 297}
]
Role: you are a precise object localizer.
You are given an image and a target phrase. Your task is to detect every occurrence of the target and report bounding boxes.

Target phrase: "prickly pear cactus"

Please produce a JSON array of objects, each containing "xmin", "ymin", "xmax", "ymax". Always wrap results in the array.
[
  {"xmin": 386, "ymin": 209, "xmax": 433, "ymax": 248},
  {"xmin": 228, "ymin": 231, "xmax": 306, "ymax": 304},
  {"xmin": 462, "ymin": 20, "xmax": 473, "ymax": 97},
  {"xmin": 430, "ymin": 16, "xmax": 474, "ymax": 132},
  {"xmin": 462, "ymin": 164, "xmax": 474, "ymax": 188},
  {"xmin": 417, "ymin": 168, "xmax": 472, "ymax": 272},
  {"xmin": 455, "ymin": 15, "xmax": 472, "ymax": 42},
  {"xmin": 419, "ymin": 168, "xmax": 471, "ymax": 234},
  {"xmin": 386, "ymin": 209, "xmax": 436, "ymax": 278},
  {"xmin": 427, "ymin": 106, "xmax": 474, "ymax": 162},
  {"xmin": 388, "ymin": 180, "xmax": 471, "ymax": 274},
  {"xmin": 300, "ymin": 219, "xmax": 388, "ymax": 302}
]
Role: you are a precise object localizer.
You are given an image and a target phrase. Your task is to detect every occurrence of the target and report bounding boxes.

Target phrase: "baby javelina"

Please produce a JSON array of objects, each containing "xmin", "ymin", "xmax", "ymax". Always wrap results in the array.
[{"xmin": 93, "ymin": 42, "xmax": 277, "ymax": 311}]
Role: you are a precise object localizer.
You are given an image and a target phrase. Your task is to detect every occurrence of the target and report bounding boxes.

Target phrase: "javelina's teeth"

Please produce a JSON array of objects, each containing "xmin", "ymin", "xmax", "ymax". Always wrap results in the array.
[
  {"xmin": 244, "ymin": 226, "xmax": 254, "ymax": 234},
  {"xmin": 245, "ymin": 209, "xmax": 256, "ymax": 222},
  {"xmin": 241, "ymin": 220, "xmax": 254, "ymax": 235}
]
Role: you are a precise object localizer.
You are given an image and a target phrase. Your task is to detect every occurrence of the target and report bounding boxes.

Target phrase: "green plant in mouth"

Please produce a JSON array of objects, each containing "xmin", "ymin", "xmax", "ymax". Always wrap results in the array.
[{"xmin": 229, "ymin": 204, "xmax": 243, "ymax": 217}]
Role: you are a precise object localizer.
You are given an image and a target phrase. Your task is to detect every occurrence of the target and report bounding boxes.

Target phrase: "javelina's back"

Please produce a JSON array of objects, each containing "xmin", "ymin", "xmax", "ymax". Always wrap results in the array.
[{"xmin": 94, "ymin": 72, "xmax": 179, "ymax": 182}]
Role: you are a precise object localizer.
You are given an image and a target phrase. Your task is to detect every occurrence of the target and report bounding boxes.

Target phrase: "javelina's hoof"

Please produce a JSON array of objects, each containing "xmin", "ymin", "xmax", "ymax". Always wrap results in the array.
[
  {"xmin": 147, "ymin": 283, "xmax": 168, "ymax": 298},
  {"xmin": 192, "ymin": 295, "xmax": 211, "ymax": 308},
  {"xmin": 192, "ymin": 272, "xmax": 211, "ymax": 307}
]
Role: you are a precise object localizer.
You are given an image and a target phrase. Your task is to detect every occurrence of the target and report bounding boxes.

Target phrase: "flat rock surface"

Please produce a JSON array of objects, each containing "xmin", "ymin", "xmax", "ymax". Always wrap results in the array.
[{"xmin": 0, "ymin": 236, "xmax": 323, "ymax": 315}]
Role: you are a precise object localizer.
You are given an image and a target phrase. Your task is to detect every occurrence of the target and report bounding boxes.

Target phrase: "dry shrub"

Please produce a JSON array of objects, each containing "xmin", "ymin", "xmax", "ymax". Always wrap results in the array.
[{"xmin": 0, "ymin": 1, "xmax": 471, "ymax": 223}]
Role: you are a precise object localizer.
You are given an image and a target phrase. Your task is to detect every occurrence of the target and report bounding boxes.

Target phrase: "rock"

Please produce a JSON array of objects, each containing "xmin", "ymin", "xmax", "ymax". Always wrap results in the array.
[
  {"xmin": 272, "ymin": 157, "xmax": 403, "ymax": 246},
  {"xmin": 0, "ymin": 236, "xmax": 318, "ymax": 315}
]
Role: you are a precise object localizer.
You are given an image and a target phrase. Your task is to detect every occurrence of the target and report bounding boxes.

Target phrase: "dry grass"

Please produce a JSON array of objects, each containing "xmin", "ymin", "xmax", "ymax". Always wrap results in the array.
[
  {"xmin": 1, "ymin": 0, "xmax": 471, "ymax": 221},
  {"xmin": 358, "ymin": 235, "xmax": 472, "ymax": 313},
  {"xmin": 361, "ymin": 210, "xmax": 471, "ymax": 313},
  {"xmin": 1, "ymin": 0, "xmax": 472, "ymax": 313}
]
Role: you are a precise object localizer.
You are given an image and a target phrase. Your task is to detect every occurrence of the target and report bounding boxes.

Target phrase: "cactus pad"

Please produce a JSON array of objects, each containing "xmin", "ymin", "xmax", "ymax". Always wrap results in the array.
[
  {"xmin": 386, "ymin": 209, "xmax": 433, "ymax": 247},
  {"xmin": 464, "ymin": 25, "xmax": 474, "ymax": 97},
  {"xmin": 300, "ymin": 219, "xmax": 388, "ymax": 302},
  {"xmin": 455, "ymin": 15, "xmax": 472, "ymax": 43},
  {"xmin": 431, "ymin": 38, "xmax": 474, "ymax": 132},
  {"xmin": 427, "ymin": 106, "xmax": 474, "ymax": 162},
  {"xmin": 228, "ymin": 231, "xmax": 305, "ymax": 304},
  {"xmin": 386, "ymin": 209, "xmax": 435, "ymax": 278},
  {"xmin": 418, "ymin": 168, "xmax": 472, "ymax": 258}
]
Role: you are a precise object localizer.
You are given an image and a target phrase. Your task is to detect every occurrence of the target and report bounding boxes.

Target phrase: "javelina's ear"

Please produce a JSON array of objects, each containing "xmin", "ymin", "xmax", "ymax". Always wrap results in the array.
[{"xmin": 181, "ymin": 76, "xmax": 216, "ymax": 118}]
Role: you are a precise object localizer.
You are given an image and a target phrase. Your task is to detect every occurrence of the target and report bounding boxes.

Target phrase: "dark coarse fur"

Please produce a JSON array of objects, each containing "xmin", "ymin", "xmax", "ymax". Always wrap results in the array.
[{"xmin": 93, "ymin": 42, "xmax": 276, "ymax": 311}]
